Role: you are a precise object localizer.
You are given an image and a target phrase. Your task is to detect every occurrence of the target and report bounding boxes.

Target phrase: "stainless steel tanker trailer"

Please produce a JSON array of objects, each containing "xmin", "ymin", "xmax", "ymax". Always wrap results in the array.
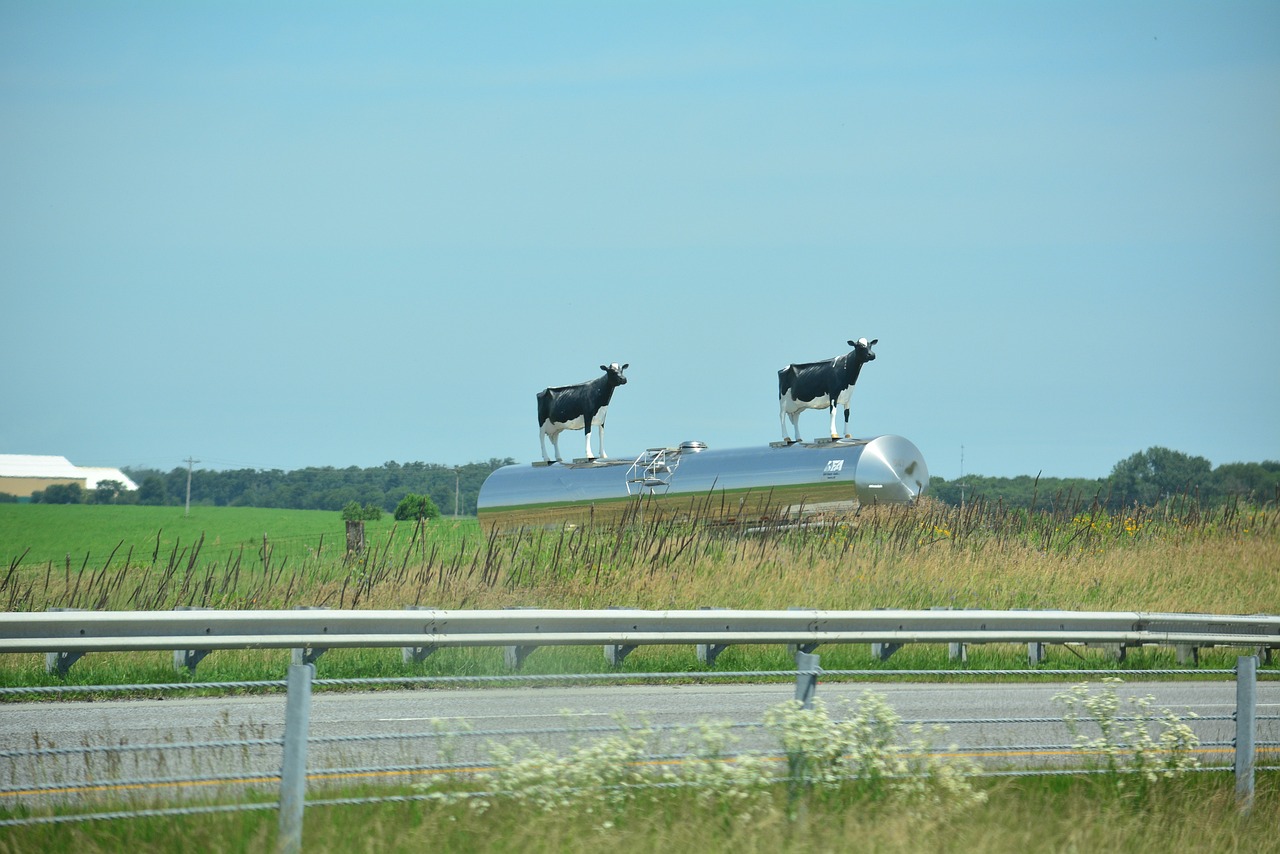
[{"xmin": 477, "ymin": 435, "xmax": 929, "ymax": 531}]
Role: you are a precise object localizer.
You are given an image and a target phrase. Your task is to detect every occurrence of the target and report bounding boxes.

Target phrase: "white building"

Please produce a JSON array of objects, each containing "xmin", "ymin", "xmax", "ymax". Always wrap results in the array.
[{"xmin": 0, "ymin": 454, "xmax": 138, "ymax": 499}]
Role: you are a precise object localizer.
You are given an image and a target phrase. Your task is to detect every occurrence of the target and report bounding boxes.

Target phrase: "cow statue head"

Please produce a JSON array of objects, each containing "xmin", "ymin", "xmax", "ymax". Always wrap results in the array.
[
  {"xmin": 601, "ymin": 363, "xmax": 629, "ymax": 387},
  {"xmin": 848, "ymin": 338, "xmax": 878, "ymax": 366}
]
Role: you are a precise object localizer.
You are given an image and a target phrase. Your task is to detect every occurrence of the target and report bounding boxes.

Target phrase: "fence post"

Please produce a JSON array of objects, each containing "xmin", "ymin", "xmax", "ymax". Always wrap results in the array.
[
  {"xmin": 278, "ymin": 663, "xmax": 313, "ymax": 854},
  {"xmin": 345, "ymin": 519, "xmax": 366, "ymax": 555},
  {"xmin": 1234, "ymin": 654, "xmax": 1257, "ymax": 812},
  {"xmin": 795, "ymin": 651, "xmax": 820, "ymax": 710}
]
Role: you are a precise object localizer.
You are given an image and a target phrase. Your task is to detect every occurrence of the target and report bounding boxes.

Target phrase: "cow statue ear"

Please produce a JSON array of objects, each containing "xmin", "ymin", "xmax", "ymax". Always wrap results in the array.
[
  {"xmin": 600, "ymin": 365, "xmax": 608, "ymax": 372},
  {"xmin": 622, "ymin": 363, "xmax": 629, "ymax": 370},
  {"xmin": 869, "ymin": 339, "xmax": 879, "ymax": 346},
  {"xmin": 847, "ymin": 340, "xmax": 857, "ymax": 347}
]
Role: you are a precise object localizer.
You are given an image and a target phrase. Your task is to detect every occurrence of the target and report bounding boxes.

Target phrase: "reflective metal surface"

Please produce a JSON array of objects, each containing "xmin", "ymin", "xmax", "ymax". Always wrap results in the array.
[{"xmin": 478, "ymin": 435, "xmax": 929, "ymax": 530}]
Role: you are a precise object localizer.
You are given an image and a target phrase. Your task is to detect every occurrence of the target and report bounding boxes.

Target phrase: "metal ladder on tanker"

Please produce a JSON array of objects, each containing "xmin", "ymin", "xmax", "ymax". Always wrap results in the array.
[{"xmin": 626, "ymin": 447, "xmax": 680, "ymax": 495}]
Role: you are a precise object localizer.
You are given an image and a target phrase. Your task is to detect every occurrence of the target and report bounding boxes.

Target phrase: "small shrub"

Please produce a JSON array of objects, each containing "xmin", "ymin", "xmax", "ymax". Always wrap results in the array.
[
  {"xmin": 763, "ymin": 694, "xmax": 986, "ymax": 814},
  {"xmin": 415, "ymin": 696, "xmax": 985, "ymax": 826},
  {"xmin": 1054, "ymin": 677, "xmax": 1200, "ymax": 797},
  {"xmin": 394, "ymin": 493, "xmax": 439, "ymax": 521},
  {"xmin": 36, "ymin": 483, "xmax": 84, "ymax": 504}
]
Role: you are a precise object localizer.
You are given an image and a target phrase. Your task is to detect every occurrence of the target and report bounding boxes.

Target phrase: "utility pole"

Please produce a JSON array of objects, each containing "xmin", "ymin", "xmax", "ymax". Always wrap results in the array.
[
  {"xmin": 959, "ymin": 445, "xmax": 966, "ymax": 513},
  {"xmin": 453, "ymin": 467, "xmax": 460, "ymax": 517},
  {"xmin": 184, "ymin": 457, "xmax": 199, "ymax": 517}
]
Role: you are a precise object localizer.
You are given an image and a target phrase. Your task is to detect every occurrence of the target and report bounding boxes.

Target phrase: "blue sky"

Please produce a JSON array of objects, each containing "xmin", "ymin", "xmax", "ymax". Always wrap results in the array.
[{"xmin": 3, "ymin": 1, "xmax": 1277, "ymax": 480}]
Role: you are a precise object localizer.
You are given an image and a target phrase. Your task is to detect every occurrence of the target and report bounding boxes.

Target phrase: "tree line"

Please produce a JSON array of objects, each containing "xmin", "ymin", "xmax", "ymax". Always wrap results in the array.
[
  {"xmin": 99, "ymin": 459, "xmax": 515, "ymax": 516},
  {"xmin": 18, "ymin": 446, "xmax": 1278, "ymax": 513},
  {"xmin": 929, "ymin": 447, "xmax": 1280, "ymax": 510}
]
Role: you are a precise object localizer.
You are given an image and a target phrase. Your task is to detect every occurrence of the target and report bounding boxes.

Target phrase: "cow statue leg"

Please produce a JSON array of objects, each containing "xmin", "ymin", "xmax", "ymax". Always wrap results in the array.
[
  {"xmin": 784, "ymin": 407, "xmax": 803, "ymax": 444},
  {"xmin": 780, "ymin": 402, "xmax": 798, "ymax": 443},
  {"xmin": 829, "ymin": 405, "xmax": 841, "ymax": 440},
  {"xmin": 843, "ymin": 406, "xmax": 852, "ymax": 439},
  {"xmin": 540, "ymin": 430, "xmax": 553, "ymax": 464},
  {"xmin": 542, "ymin": 426, "xmax": 565, "ymax": 464},
  {"xmin": 582, "ymin": 416, "xmax": 595, "ymax": 461},
  {"xmin": 596, "ymin": 422, "xmax": 608, "ymax": 460}
]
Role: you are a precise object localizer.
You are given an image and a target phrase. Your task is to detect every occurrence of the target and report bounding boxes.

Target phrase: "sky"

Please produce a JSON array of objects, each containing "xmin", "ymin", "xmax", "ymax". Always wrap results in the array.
[{"xmin": 2, "ymin": 1, "xmax": 1278, "ymax": 482}]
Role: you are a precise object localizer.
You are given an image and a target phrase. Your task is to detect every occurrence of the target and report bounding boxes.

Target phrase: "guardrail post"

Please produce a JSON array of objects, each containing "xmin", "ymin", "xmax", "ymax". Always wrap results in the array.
[
  {"xmin": 604, "ymin": 643, "xmax": 638, "ymax": 667},
  {"xmin": 400, "ymin": 605, "xmax": 437, "ymax": 664},
  {"xmin": 1027, "ymin": 642, "xmax": 1045, "ymax": 665},
  {"xmin": 697, "ymin": 642, "xmax": 728, "ymax": 666},
  {"xmin": 402, "ymin": 644, "xmax": 437, "ymax": 664},
  {"xmin": 44, "ymin": 608, "xmax": 88, "ymax": 676},
  {"xmin": 1234, "ymin": 654, "xmax": 1257, "ymax": 812},
  {"xmin": 602, "ymin": 606, "xmax": 638, "ymax": 666},
  {"xmin": 787, "ymin": 606, "xmax": 819, "ymax": 658},
  {"xmin": 278, "ymin": 663, "xmax": 313, "ymax": 854},
  {"xmin": 503, "ymin": 607, "xmax": 538, "ymax": 670},
  {"xmin": 45, "ymin": 650, "xmax": 84, "ymax": 676},
  {"xmin": 504, "ymin": 645, "xmax": 535, "ymax": 670},
  {"xmin": 872, "ymin": 642, "xmax": 902, "ymax": 661},
  {"xmin": 696, "ymin": 607, "xmax": 728, "ymax": 666},
  {"xmin": 795, "ymin": 651, "xmax": 819, "ymax": 710},
  {"xmin": 291, "ymin": 606, "xmax": 329, "ymax": 667},
  {"xmin": 174, "ymin": 647, "xmax": 211, "ymax": 673},
  {"xmin": 1176, "ymin": 645, "xmax": 1200, "ymax": 667},
  {"xmin": 173, "ymin": 606, "xmax": 212, "ymax": 673}
]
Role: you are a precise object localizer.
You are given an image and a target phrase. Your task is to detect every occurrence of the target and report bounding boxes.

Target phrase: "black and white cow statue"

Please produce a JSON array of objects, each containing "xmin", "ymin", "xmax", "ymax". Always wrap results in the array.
[
  {"xmin": 778, "ymin": 338, "xmax": 877, "ymax": 443},
  {"xmin": 537, "ymin": 363, "xmax": 629, "ymax": 464}
]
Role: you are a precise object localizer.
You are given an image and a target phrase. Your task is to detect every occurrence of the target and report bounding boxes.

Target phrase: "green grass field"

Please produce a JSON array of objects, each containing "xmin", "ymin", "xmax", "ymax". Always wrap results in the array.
[{"xmin": 0, "ymin": 504, "xmax": 413, "ymax": 570}]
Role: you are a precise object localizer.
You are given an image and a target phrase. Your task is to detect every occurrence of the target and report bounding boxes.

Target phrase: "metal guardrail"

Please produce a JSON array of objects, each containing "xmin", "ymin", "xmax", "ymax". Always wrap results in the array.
[
  {"xmin": 3, "ymin": 608, "xmax": 1278, "ymax": 651},
  {"xmin": 1, "ymin": 608, "xmax": 1276, "ymax": 674}
]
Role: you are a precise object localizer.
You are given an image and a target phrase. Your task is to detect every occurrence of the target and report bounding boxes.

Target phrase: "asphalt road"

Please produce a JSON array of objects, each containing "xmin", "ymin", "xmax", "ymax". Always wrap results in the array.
[{"xmin": 3, "ymin": 678, "xmax": 1276, "ymax": 810}]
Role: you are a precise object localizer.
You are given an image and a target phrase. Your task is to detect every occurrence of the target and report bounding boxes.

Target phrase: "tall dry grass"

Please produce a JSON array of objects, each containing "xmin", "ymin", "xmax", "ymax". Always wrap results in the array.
[{"xmin": 3, "ymin": 497, "xmax": 1277, "ymax": 615}]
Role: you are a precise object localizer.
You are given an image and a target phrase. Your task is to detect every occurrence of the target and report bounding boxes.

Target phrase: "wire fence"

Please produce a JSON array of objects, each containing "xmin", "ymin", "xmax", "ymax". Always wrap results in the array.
[{"xmin": 1, "ymin": 658, "xmax": 1276, "ymax": 844}]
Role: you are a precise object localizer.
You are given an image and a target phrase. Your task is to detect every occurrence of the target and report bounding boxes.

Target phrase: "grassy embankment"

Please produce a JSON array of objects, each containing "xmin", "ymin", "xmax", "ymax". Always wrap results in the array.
[
  {"xmin": 1, "ymin": 498, "xmax": 1277, "ymax": 684},
  {"xmin": 1, "ymin": 775, "xmax": 1278, "ymax": 854}
]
